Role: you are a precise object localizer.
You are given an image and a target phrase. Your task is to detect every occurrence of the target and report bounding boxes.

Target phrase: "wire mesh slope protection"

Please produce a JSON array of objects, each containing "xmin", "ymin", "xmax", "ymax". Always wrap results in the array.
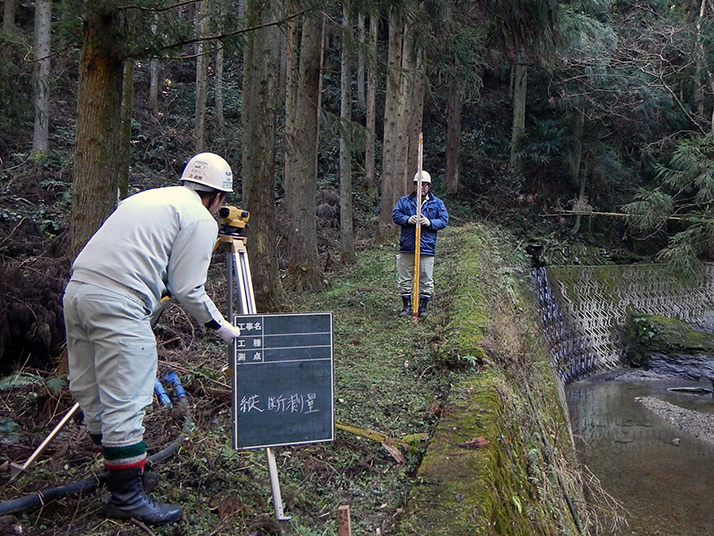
[{"xmin": 533, "ymin": 264, "xmax": 714, "ymax": 384}]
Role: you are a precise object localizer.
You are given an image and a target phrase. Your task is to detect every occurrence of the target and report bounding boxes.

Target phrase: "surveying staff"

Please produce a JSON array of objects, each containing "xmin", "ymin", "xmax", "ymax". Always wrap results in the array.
[
  {"xmin": 392, "ymin": 171, "xmax": 449, "ymax": 317},
  {"xmin": 62, "ymin": 153, "xmax": 242, "ymax": 525}
]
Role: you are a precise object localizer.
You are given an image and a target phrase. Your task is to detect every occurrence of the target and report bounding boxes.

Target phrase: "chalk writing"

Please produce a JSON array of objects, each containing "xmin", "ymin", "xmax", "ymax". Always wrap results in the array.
[
  {"xmin": 239, "ymin": 392, "xmax": 319, "ymax": 414},
  {"xmin": 239, "ymin": 394, "xmax": 264, "ymax": 413}
]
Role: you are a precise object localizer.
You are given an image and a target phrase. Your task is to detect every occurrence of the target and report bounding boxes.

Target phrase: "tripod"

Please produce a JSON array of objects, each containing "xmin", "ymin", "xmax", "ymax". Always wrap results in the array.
[{"xmin": 216, "ymin": 207, "xmax": 290, "ymax": 522}]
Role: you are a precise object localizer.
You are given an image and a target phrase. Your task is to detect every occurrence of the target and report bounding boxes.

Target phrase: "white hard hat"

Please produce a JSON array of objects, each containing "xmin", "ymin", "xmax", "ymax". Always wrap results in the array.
[
  {"xmin": 180, "ymin": 153, "xmax": 233, "ymax": 192},
  {"xmin": 414, "ymin": 170, "xmax": 431, "ymax": 184}
]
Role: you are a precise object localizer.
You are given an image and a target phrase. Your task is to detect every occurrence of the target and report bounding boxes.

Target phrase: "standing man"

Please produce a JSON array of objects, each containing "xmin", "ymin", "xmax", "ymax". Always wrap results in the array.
[
  {"xmin": 63, "ymin": 153, "xmax": 242, "ymax": 525},
  {"xmin": 392, "ymin": 171, "xmax": 449, "ymax": 317}
]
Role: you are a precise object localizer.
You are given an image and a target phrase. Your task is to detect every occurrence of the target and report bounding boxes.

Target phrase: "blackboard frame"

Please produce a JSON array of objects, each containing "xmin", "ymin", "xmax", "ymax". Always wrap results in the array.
[{"xmin": 231, "ymin": 312, "xmax": 334, "ymax": 450}]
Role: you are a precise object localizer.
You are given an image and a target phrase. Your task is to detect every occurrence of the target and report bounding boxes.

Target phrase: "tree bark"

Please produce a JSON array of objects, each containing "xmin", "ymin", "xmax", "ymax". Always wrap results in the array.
[
  {"xmin": 214, "ymin": 41, "xmax": 225, "ymax": 129},
  {"xmin": 445, "ymin": 78, "xmax": 462, "ymax": 194},
  {"xmin": 377, "ymin": 8, "xmax": 404, "ymax": 237},
  {"xmin": 510, "ymin": 61, "xmax": 527, "ymax": 174},
  {"xmin": 695, "ymin": 0, "xmax": 714, "ymax": 132},
  {"xmin": 3, "ymin": 0, "xmax": 17, "ymax": 36},
  {"xmin": 194, "ymin": 0, "xmax": 210, "ymax": 153},
  {"xmin": 570, "ymin": 157, "xmax": 589, "ymax": 236},
  {"xmin": 570, "ymin": 97, "xmax": 586, "ymax": 235},
  {"xmin": 395, "ymin": 19, "xmax": 414, "ymax": 199},
  {"xmin": 364, "ymin": 13, "xmax": 377, "ymax": 192},
  {"xmin": 118, "ymin": 58, "xmax": 135, "ymax": 199},
  {"xmin": 694, "ymin": 0, "xmax": 706, "ymax": 121},
  {"xmin": 241, "ymin": 0, "xmax": 287, "ymax": 311},
  {"xmin": 71, "ymin": 7, "xmax": 125, "ymax": 258},
  {"xmin": 316, "ymin": 15, "xmax": 326, "ymax": 171},
  {"xmin": 148, "ymin": 15, "xmax": 160, "ymax": 116},
  {"xmin": 284, "ymin": 10, "xmax": 323, "ymax": 290},
  {"xmin": 284, "ymin": 0, "xmax": 299, "ymax": 209},
  {"xmin": 32, "ymin": 0, "xmax": 51, "ymax": 154},
  {"xmin": 339, "ymin": 3, "xmax": 355, "ymax": 264},
  {"xmin": 569, "ymin": 96, "xmax": 584, "ymax": 186},
  {"xmin": 356, "ymin": 12, "xmax": 365, "ymax": 110},
  {"xmin": 213, "ymin": 0, "xmax": 225, "ymax": 129},
  {"xmin": 406, "ymin": 48, "xmax": 424, "ymax": 186}
]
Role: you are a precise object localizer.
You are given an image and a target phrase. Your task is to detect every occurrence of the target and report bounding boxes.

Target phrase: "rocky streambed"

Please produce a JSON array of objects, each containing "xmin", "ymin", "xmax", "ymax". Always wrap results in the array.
[
  {"xmin": 594, "ymin": 366, "xmax": 714, "ymax": 444},
  {"xmin": 636, "ymin": 394, "xmax": 714, "ymax": 444},
  {"xmin": 568, "ymin": 368, "xmax": 714, "ymax": 536}
]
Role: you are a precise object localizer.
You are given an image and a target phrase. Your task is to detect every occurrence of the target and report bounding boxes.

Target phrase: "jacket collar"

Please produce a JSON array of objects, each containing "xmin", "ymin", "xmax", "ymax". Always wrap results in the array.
[{"xmin": 409, "ymin": 191, "xmax": 431, "ymax": 202}]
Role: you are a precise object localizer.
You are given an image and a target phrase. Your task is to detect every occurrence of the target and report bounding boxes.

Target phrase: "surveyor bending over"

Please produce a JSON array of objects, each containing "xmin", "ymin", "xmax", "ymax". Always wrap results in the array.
[{"xmin": 62, "ymin": 153, "xmax": 242, "ymax": 525}]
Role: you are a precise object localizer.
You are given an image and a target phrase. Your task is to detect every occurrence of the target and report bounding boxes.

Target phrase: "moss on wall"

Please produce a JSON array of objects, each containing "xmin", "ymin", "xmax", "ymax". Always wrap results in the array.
[
  {"xmin": 542, "ymin": 263, "xmax": 714, "ymax": 379},
  {"xmin": 621, "ymin": 311, "xmax": 714, "ymax": 367}
]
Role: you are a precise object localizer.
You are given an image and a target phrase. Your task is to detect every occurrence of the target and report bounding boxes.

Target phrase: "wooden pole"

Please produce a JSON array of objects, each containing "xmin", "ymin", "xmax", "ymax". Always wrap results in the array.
[
  {"xmin": 9, "ymin": 402, "xmax": 81, "ymax": 481},
  {"xmin": 338, "ymin": 505, "xmax": 352, "ymax": 536},
  {"xmin": 543, "ymin": 209, "xmax": 685, "ymax": 220},
  {"xmin": 411, "ymin": 132, "xmax": 423, "ymax": 319}
]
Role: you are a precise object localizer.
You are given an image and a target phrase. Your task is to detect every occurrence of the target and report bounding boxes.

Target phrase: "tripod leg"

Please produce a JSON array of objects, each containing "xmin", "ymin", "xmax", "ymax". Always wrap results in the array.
[
  {"xmin": 231, "ymin": 250, "xmax": 249, "ymax": 314},
  {"xmin": 226, "ymin": 238, "xmax": 289, "ymax": 522},
  {"xmin": 237, "ymin": 249, "xmax": 256, "ymax": 313},
  {"xmin": 226, "ymin": 251, "xmax": 235, "ymax": 318}
]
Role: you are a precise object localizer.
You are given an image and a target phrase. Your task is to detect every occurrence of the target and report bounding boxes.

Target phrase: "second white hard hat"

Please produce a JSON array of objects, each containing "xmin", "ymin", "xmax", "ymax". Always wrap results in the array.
[
  {"xmin": 413, "ymin": 170, "xmax": 431, "ymax": 184},
  {"xmin": 180, "ymin": 153, "xmax": 233, "ymax": 192}
]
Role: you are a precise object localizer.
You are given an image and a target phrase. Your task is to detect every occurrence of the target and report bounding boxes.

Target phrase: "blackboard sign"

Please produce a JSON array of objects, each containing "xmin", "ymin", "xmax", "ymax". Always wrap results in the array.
[{"xmin": 231, "ymin": 312, "xmax": 334, "ymax": 450}]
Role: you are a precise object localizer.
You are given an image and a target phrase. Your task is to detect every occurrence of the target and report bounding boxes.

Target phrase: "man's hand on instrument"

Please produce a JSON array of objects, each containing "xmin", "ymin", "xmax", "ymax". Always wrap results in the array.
[
  {"xmin": 420, "ymin": 215, "xmax": 431, "ymax": 227},
  {"xmin": 217, "ymin": 320, "xmax": 241, "ymax": 341},
  {"xmin": 408, "ymin": 215, "xmax": 419, "ymax": 225}
]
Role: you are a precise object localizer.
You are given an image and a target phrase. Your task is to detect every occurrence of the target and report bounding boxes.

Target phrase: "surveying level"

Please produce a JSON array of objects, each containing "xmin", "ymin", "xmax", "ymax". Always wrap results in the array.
[
  {"xmin": 217, "ymin": 207, "xmax": 254, "ymax": 317},
  {"xmin": 218, "ymin": 205, "xmax": 250, "ymax": 237},
  {"xmin": 215, "ymin": 210, "xmax": 290, "ymax": 522}
]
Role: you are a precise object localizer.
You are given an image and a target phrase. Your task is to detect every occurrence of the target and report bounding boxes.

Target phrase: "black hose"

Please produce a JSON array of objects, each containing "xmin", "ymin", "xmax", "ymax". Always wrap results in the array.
[
  {"xmin": 0, "ymin": 392, "xmax": 194, "ymax": 517},
  {"xmin": 0, "ymin": 473, "xmax": 109, "ymax": 516}
]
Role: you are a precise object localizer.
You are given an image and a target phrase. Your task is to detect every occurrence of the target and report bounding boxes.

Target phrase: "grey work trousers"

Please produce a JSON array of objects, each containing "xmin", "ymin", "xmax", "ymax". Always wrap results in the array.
[
  {"xmin": 63, "ymin": 281, "xmax": 156, "ymax": 449},
  {"xmin": 396, "ymin": 253, "xmax": 434, "ymax": 297}
]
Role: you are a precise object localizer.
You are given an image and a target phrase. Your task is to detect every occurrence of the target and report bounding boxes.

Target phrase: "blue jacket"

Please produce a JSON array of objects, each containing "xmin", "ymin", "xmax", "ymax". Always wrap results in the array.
[{"xmin": 392, "ymin": 191, "xmax": 448, "ymax": 256}]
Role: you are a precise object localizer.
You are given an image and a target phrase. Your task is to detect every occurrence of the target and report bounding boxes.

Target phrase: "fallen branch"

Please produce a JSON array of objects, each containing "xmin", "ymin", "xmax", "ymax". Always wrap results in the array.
[{"xmin": 335, "ymin": 421, "xmax": 408, "ymax": 464}]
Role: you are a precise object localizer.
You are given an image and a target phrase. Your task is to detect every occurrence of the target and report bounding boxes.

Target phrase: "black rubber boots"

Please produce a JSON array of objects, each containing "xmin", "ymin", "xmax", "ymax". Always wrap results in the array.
[
  {"xmin": 400, "ymin": 295, "xmax": 430, "ymax": 317},
  {"xmin": 105, "ymin": 467, "xmax": 183, "ymax": 525},
  {"xmin": 399, "ymin": 295, "xmax": 412, "ymax": 317},
  {"xmin": 418, "ymin": 295, "xmax": 429, "ymax": 317}
]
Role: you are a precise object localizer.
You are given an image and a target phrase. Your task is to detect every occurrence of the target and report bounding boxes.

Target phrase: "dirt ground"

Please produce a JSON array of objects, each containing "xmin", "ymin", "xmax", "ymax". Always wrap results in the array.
[{"xmin": 0, "ymin": 290, "xmax": 232, "ymax": 526}]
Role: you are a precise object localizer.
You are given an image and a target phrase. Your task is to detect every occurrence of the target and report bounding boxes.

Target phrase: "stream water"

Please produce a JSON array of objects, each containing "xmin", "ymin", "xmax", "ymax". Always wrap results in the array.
[{"xmin": 566, "ymin": 372, "xmax": 714, "ymax": 536}]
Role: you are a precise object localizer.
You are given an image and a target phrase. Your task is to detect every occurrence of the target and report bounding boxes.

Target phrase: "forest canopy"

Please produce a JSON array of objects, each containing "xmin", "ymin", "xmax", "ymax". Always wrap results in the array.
[{"xmin": 3, "ymin": 0, "xmax": 714, "ymax": 370}]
